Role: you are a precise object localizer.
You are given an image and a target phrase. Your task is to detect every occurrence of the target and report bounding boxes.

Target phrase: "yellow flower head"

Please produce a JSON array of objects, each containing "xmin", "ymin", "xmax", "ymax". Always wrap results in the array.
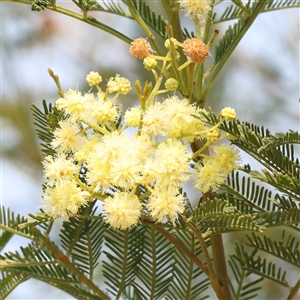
[
  {"xmin": 51, "ymin": 119, "xmax": 85, "ymax": 153},
  {"xmin": 141, "ymin": 102, "xmax": 167, "ymax": 137},
  {"xmin": 43, "ymin": 154, "xmax": 79, "ymax": 186},
  {"xmin": 162, "ymin": 96, "xmax": 204, "ymax": 140},
  {"xmin": 142, "ymin": 139, "xmax": 191, "ymax": 186},
  {"xmin": 143, "ymin": 57, "xmax": 157, "ymax": 70},
  {"xmin": 147, "ymin": 185, "xmax": 185, "ymax": 222},
  {"xmin": 86, "ymin": 132, "xmax": 151, "ymax": 191},
  {"xmin": 194, "ymin": 159, "xmax": 225, "ymax": 193},
  {"xmin": 179, "ymin": 0, "xmax": 212, "ymax": 20},
  {"xmin": 213, "ymin": 144, "xmax": 241, "ymax": 173},
  {"xmin": 55, "ymin": 89, "xmax": 89, "ymax": 121},
  {"xmin": 103, "ymin": 192, "xmax": 142, "ymax": 230},
  {"xmin": 124, "ymin": 106, "xmax": 142, "ymax": 127},
  {"xmin": 43, "ymin": 179, "xmax": 90, "ymax": 219}
]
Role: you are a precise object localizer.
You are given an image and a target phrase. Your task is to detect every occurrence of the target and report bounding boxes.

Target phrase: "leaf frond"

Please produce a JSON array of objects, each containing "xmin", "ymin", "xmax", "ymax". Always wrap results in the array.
[
  {"xmin": 31, "ymin": 100, "xmax": 64, "ymax": 156},
  {"xmin": 88, "ymin": 0, "xmax": 130, "ymax": 16},
  {"xmin": 229, "ymin": 243, "xmax": 263, "ymax": 300},
  {"xmin": 59, "ymin": 200, "xmax": 105, "ymax": 277},
  {"xmin": 103, "ymin": 226, "xmax": 146, "ymax": 298},
  {"xmin": 213, "ymin": 0, "xmax": 300, "ymax": 23},
  {"xmin": 250, "ymin": 170, "xmax": 300, "ymax": 201},
  {"xmin": 130, "ymin": 0, "xmax": 168, "ymax": 39},
  {"xmin": 243, "ymin": 231, "xmax": 300, "ymax": 268},
  {"xmin": 168, "ymin": 229, "xmax": 210, "ymax": 300},
  {"xmin": 130, "ymin": 226, "xmax": 175, "ymax": 299},
  {"xmin": 0, "ymin": 206, "xmax": 36, "ymax": 250},
  {"xmin": 221, "ymin": 171, "xmax": 276, "ymax": 213},
  {"xmin": 0, "ymin": 272, "xmax": 28, "ymax": 299},
  {"xmin": 0, "ymin": 244, "xmax": 79, "ymax": 284}
]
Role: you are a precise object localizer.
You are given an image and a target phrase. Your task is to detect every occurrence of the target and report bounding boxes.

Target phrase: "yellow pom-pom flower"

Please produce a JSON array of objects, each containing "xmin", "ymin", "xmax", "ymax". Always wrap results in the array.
[
  {"xmin": 43, "ymin": 179, "xmax": 90, "ymax": 219},
  {"xmin": 103, "ymin": 192, "xmax": 142, "ymax": 230},
  {"xmin": 147, "ymin": 185, "xmax": 185, "ymax": 222},
  {"xmin": 124, "ymin": 106, "xmax": 142, "ymax": 127},
  {"xmin": 179, "ymin": 0, "xmax": 212, "ymax": 20}
]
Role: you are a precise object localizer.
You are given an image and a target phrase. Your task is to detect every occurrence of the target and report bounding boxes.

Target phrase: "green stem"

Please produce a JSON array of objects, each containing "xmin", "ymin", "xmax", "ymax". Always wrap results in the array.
[
  {"xmin": 48, "ymin": 68, "xmax": 64, "ymax": 97},
  {"xmin": 146, "ymin": 59, "xmax": 168, "ymax": 107},
  {"xmin": 287, "ymin": 279, "xmax": 300, "ymax": 300},
  {"xmin": 201, "ymin": 0, "xmax": 270, "ymax": 103},
  {"xmin": 210, "ymin": 234, "xmax": 232, "ymax": 300},
  {"xmin": 165, "ymin": 26, "xmax": 188, "ymax": 96},
  {"xmin": 194, "ymin": 0, "xmax": 215, "ymax": 105},
  {"xmin": 4, "ymin": 0, "xmax": 132, "ymax": 44},
  {"xmin": 161, "ymin": 0, "xmax": 183, "ymax": 43},
  {"xmin": 31, "ymin": 227, "xmax": 110, "ymax": 300},
  {"xmin": 116, "ymin": 229, "xmax": 129, "ymax": 300},
  {"xmin": 0, "ymin": 224, "xmax": 40, "ymax": 243},
  {"xmin": 186, "ymin": 221, "xmax": 232, "ymax": 300},
  {"xmin": 123, "ymin": 0, "xmax": 163, "ymax": 55},
  {"xmin": 161, "ymin": 0, "xmax": 189, "ymax": 86}
]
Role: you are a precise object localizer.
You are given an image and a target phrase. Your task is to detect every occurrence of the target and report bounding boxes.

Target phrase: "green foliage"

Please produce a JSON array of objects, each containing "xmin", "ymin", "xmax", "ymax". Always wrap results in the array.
[
  {"xmin": 59, "ymin": 200, "xmax": 105, "ymax": 276},
  {"xmin": 243, "ymin": 231, "xmax": 300, "ymax": 268},
  {"xmin": 130, "ymin": 0, "xmax": 168, "ymax": 39},
  {"xmin": 0, "ymin": 272, "xmax": 28, "ymax": 299},
  {"xmin": 31, "ymin": 100, "xmax": 64, "ymax": 156},
  {"xmin": 213, "ymin": 0, "xmax": 300, "ymax": 23},
  {"xmin": 169, "ymin": 229, "xmax": 210, "ymax": 300}
]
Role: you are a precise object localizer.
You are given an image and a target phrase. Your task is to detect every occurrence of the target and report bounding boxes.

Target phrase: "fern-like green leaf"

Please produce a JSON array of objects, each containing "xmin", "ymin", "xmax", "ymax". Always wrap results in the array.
[
  {"xmin": 131, "ymin": 0, "xmax": 168, "ymax": 39},
  {"xmin": 213, "ymin": 0, "xmax": 300, "ymax": 23},
  {"xmin": 0, "ymin": 272, "xmax": 28, "ymax": 299},
  {"xmin": 168, "ymin": 229, "xmax": 210, "ymax": 300},
  {"xmin": 0, "ymin": 206, "xmax": 37, "ymax": 251},
  {"xmin": 191, "ymin": 199, "xmax": 267, "ymax": 232},
  {"xmin": 243, "ymin": 231, "xmax": 300, "ymax": 267},
  {"xmin": 220, "ymin": 171, "xmax": 277, "ymax": 213},
  {"xmin": 103, "ymin": 226, "xmax": 144, "ymax": 299},
  {"xmin": 213, "ymin": 2, "xmax": 246, "ymax": 23},
  {"xmin": 0, "ymin": 242, "xmax": 105, "ymax": 299},
  {"xmin": 130, "ymin": 226, "xmax": 175, "ymax": 300},
  {"xmin": 263, "ymin": 0, "xmax": 300, "ymax": 12},
  {"xmin": 193, "ymin": 198, "xmax": 236, "ymax": 218},
  {"xmin": 196, "ymin": 110, "xmax": 299, "ymax": 179},
  {"xmin": 0, "ymin": 244, "xmax": 79, "ymax": 283},
  {"xmin": 31, "ymin": 100, "xmax": 64, "ymax": 156},
  {"xmin": 229, "ymin": 243, "xmax": 263, "ymax": 300},
  {"xmin": 59, "ymin": 200, "xmax": 105, "ymax": 277},
  {"xmin": 88, "ymin": 0, "xmax": 130, "ymax": 15},
  {"xmin": 229, "ymin": 242, "xmax": 294, "ymax": 298},
  {"xmin": 250, "ymin": 170, "xmax": 300, "ymax": 201},
  {"xmin": 261, "ymin": 207, "xmax": 300, "ymax": 227},
  {"xmin": 260, "ymin": 131, "xmax": 300, "ymax": 151},
  {"xmin": 214, "ymin": 15, "xmax": 247, "ymax": 64}
]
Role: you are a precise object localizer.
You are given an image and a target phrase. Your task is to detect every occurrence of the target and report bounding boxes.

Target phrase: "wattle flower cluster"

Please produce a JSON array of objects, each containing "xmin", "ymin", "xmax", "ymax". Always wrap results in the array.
[{"xmin": 42, "ymin": 71, "xmax": 240, "ymax": 230}]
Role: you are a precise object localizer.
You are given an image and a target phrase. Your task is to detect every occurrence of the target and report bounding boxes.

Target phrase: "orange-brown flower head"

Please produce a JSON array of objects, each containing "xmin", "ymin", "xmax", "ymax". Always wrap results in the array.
[
  {"xmin": 129, "ymin": 38, "xmax": 153, "ymax": 59},
  {"xmin": 182, "ymin": 38, "xmax": 209, "ymax": 63}
]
